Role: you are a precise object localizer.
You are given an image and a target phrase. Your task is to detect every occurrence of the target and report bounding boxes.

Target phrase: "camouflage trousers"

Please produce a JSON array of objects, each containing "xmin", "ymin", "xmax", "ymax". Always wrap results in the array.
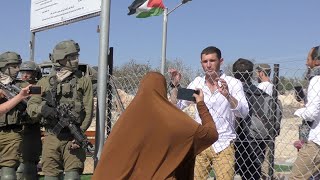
[
  {"xmin": 0, "ymin": 126, "xmax": 23, "ymax": 168},
  {"xmin": 41, "ymin": 133, "xmax": 86, "ymax": 176}
]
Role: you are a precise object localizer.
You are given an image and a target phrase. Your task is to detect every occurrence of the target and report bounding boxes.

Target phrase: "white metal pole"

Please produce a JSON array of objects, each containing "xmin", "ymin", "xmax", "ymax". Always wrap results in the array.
[
  {"xmin": 160, "ymin": 8, "xmax": 168, "ymax": 75},
  {"xmin": 95, "ymin": 0, "xmax": 111, "ymax": 167}
]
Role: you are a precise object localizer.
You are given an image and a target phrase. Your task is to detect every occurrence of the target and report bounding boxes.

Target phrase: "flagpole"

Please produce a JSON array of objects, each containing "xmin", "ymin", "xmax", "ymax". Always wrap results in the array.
[
  {"xmin": 161, "ymin": 8, "xmax": 168, "ymax": 75},
  {"xmin": 160, "ymin": 0, "xmax": 191, "ymax": 75}
]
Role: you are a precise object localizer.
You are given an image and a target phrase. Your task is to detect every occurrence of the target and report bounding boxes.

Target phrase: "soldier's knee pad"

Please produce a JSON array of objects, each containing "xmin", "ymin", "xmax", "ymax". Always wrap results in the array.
[
  {"xmin": 1, "ymin": 167, "xmax": 16, "ymax": 180},
  {"xmin": 64, "ymin": 171, "xmax": 80, "ymax": 180}
]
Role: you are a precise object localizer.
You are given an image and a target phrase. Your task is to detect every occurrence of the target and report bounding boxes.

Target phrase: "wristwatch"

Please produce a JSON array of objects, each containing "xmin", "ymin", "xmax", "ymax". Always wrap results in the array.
[{"xmin": 169, "ymin": 82, "xmax": 181, "ymax": 89}]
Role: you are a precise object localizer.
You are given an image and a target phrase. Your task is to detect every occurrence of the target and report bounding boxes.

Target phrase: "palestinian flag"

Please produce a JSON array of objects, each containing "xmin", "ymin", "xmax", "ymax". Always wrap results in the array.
[{"xmin": 128, "ymin": 0, "xmax": 165, "ymax": 18}]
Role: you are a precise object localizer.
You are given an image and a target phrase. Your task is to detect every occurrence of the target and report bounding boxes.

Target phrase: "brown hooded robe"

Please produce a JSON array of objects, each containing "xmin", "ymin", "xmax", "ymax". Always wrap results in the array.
[{"xmin": 92, "ymin": 72, "xmax": 217, "ymax": 180}]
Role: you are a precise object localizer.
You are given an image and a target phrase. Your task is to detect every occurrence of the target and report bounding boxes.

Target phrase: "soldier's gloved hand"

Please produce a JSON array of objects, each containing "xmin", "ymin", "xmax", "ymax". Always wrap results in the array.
[
  {"xmin": 41, "ymin": 104, "xmax": 58, "ymax": 119},
  {"xmin": 69, "ymin": 140, "xmax": 81, "ymax": 150}
]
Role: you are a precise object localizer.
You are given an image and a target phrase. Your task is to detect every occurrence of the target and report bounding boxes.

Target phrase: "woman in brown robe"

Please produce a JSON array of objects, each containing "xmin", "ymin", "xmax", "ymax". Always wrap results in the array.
[{"xmin": 92, "ymin": 72, "xmax": 218, "ymax": 180}]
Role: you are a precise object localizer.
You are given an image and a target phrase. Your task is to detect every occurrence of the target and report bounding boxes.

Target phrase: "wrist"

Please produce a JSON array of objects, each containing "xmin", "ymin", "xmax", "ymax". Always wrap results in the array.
[
  {"xmin": 16, "ymin": 93, "xmax": 24, "ymax": 100},
  {"xmin": 225, "ymin": 93, "xmax": 231, "ymax": 100}
]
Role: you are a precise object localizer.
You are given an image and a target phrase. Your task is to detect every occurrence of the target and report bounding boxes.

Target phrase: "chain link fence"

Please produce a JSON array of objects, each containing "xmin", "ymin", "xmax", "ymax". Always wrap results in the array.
[{"xmin": 84, "ymin": 63, "xmax": 318, "ymax": 179}]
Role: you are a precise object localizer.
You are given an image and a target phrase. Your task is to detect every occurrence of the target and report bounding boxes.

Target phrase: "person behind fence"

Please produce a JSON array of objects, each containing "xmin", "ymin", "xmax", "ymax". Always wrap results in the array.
[
  {"xmin": 92, "ymin": 72, "xmax": 218, "ymax": 180},
  {"xmin": 16, "ymin": 61, "xmax": 42, "ymax": 180},
  {"xmin": 256, "ymin": 64, "xmax": 273, "ymax": 96},
  {"xmin": 27, "ymin": 40, "xmax": 93, "ymax": 180},
  {"xmin": 233, "ymin": 58, "xmax": 270, "ymax": 180},
  {"xmin": 169, "ymin": 46, "xmax": 249, "ymax": 180},
  {"xmin": 289, "ymin": 45, "xmax": 320, "ymax": 179},
  {"xmin": 255, "ymin": 63, "xmax": 274, "ymax": 179}
]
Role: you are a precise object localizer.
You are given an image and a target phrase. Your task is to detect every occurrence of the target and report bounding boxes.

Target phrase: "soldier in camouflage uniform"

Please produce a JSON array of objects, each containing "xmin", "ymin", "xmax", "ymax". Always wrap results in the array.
[
  {"xmin": 0, "ymin": 51, "xmax": 23, "ymax": 180},
  {"xmin": 27, "ymin": 40, "xmax": 93, "ymax": 180},
  {"xmin": 16, "ymin": 61, "xmax": 42, "ymax": 180}
]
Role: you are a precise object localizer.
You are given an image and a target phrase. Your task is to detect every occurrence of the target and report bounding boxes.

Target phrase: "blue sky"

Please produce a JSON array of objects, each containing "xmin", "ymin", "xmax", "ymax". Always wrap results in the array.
[{"xmin": 1, "ymin": 0, "xmax": 319, "ymax": 76}]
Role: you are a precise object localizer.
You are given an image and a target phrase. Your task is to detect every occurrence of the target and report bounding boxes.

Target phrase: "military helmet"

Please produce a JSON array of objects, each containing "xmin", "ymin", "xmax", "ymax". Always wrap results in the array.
[
  {"xmin": 20, "ymin": 61, "xmax": 38, "ymax": 71},
  {"xmin": 0, "ymin": 51, "xmax": 22, "ymax": 68},
  {"xmin": 50, "ymin": 40, "xmax": 80, "ymax": 63}
]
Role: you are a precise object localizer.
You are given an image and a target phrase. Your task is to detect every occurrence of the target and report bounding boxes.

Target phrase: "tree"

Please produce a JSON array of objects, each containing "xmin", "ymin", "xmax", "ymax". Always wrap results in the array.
[
  {"xmin": 278, "ymin": 76, "xmax": 293, "ymax": 92},
  {"xmin": 112, "ymin": 59, "xmax": 154, "ymax": 94},
  {"xmin": 156, "ymin": 58, "xmax": 199, "ymax": 87}
]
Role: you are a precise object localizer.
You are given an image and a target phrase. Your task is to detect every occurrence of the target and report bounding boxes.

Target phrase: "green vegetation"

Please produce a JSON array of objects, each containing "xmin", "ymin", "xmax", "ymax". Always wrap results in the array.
[{"xmin": 274, "ymin": 164, "xmax": 293, "ymax": 172}]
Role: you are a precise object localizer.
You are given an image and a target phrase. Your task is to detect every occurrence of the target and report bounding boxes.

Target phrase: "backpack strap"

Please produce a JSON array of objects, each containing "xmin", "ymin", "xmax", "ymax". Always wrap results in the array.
[{"xmin": 244, "ymin": 83, "xmax": 266, "ymax": 96}]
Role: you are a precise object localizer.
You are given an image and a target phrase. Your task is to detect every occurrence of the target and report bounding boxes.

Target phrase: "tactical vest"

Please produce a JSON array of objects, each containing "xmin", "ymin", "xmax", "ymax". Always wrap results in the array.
[
  {"xmin": 46, "ymin": 71, "xmax": 85, "ymax": 126},
  {"xmin": 0, "ymin": 81, "xmax": 26, "ymax": 127}
]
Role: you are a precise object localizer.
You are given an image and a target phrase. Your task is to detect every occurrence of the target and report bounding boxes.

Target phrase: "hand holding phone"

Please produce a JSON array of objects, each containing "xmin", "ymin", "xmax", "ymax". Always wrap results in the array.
[
  {"xmin": 177, "ymin": 88, "xmax": 200, "ymax": 102},
  {"xmin": 192, "ymin": 89, "xmax": 204, "ymax": 103},
  {"xmin": 29, "ymin": 86, "xmax": 42, "ymax": 95}
]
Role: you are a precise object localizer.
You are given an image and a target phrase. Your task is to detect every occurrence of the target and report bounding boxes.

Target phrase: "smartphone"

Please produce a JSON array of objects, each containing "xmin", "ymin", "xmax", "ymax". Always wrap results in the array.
[
  {"xmin": 29, "ymin": 86, "xmax": 42, "ymax": 94},
  {"xmin": 177, "ymin": 88, "xmax": 199, "ymax": 102}
]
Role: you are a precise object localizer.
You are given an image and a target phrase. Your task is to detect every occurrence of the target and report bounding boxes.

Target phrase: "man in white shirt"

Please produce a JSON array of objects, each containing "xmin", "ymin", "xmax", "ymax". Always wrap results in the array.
[
  {"xmin": 256, "ymin": 64, "xmax": 273, "ymax": 96},
  {"xmin": 290, "ymin": 46, "xmax": 320, "ymax": 179},
  {"xmin": 169, "ymin": 46, "xmax": 249, "ymax": 180}
]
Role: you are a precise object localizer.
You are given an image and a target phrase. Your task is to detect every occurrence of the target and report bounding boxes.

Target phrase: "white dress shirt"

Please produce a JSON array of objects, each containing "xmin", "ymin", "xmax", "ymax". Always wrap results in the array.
[
  {"xmin": 294, "ymin": 76, "xmax": 320, "ymax": 146},
  {"xmin": 258, "ymin": 81, "xmax": 273, "ymax": 96},
  {"xmin": 178, "ymin": 72, "xmax": 249, "ymax": 153}
]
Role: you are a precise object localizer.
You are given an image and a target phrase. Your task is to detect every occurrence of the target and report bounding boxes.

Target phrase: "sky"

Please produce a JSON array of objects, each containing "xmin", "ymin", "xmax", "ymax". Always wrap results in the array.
[{"xmin": 1, "ymin": 0, "xmax": 320, "ymax": 77}]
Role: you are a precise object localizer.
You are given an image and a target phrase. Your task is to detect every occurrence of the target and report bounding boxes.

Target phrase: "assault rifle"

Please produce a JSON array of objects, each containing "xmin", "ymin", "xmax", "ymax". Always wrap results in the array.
[
  {"xmin": 45, "ymin": 103, "xmax": 93, "ymax": 152},
  {"xmin": 0, "ymin": 82, "xmax": 27, "ymax": 112},
  {"xmin": 43, "ymin": 76, "xmax": 93, "ymax": 153}
]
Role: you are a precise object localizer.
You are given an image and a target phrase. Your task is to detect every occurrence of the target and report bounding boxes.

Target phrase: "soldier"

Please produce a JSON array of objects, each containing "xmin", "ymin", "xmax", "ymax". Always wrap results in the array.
[
  {"xmin": 0, "ymin": 51, "xmax": 23, "ymax": 180},
  {"xmin": 27, "ymin": 40, "xmax": 93, "ymax": 180},
  {"xmin": 19, "ymin": 61, "xmax": 42, "ymax": 84},
  {"xmin": 16, "ymin": 61, "xmax": 42, "ymax": 180}
]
